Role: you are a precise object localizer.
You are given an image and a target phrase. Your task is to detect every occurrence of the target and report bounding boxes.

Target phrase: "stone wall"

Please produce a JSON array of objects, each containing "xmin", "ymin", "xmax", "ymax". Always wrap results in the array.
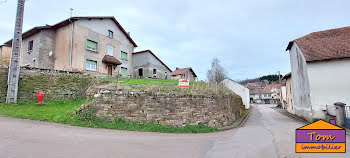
[
  {"xmin": 84, "ymin": 84, "xmax": 245, "ymax": 128},
  {"xmin": 0, "ymin": 66, "xmax": 94, "ymax": 102}
]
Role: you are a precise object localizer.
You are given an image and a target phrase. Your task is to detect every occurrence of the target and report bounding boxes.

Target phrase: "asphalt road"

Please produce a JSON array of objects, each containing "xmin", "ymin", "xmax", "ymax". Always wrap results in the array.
[{"xmin": 0, "ymin": 104, "xmax": 349, "ymax": 158}]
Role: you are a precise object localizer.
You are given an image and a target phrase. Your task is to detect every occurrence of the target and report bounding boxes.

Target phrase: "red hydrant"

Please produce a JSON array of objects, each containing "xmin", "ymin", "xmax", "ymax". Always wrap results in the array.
[{"xmin": 37, "ymin": 91, "xmax": 44, "ymax": 104}]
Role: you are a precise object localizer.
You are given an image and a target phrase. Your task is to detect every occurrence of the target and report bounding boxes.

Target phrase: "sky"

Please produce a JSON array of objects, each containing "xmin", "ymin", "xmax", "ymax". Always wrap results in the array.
[{"xmin": 1, "ymin": 0, "xmax": 350, "ymax": 81}]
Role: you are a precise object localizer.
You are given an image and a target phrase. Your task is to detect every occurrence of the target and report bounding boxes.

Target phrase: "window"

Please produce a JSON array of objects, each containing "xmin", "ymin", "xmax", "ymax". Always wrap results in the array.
[
  {"xmin": 107, "ymin": 46, "xmax": 114, "ymax": 56},
  {"xmin": 120, "ymin": 67, "xmax": 127, "ymax": 76},
  {"xmin": 268, "ymin": 94, "xmax": 271, "ymax": 97},
  {"xmin": 108, "ymin": 30, "xmax": 113, "ymax": 38},
  {"xmin": 28, "ymin": 40, "xmax": 33, "ymax": 52},
  {"xmin": 153, "ymin": 69, "xmax": 157, "ymax": 74},
  {"xmin": 121, "ymin": 51, "xmax": 128, "ymax": 60},
  {"xmin": 85, "ymin": 60, "xmax": 97, "ymax": 71},
  {"xmin": 86, "ymin": 39, "xmax": 98, "ymax": 52}
]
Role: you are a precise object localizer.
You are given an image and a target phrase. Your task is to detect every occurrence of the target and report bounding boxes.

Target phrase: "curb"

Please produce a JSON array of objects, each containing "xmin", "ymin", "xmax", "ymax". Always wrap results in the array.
[
  {"xmin": 273, "ymin": 107, "xmax": 350, "ymax": 136},
  {"xmin": 218, "ymin": 109, "xmax": 252, "ymax": 131}
]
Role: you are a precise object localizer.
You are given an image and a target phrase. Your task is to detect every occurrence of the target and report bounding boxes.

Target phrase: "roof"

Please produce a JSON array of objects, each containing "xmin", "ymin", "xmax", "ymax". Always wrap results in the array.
[
  {"xmin": 282, "ymin": 72, "xmax": 291, "ymax": 80},
  {"xmin": 297, "ymin": 120, "xmax": 342, "ymax": 130},
  {"xmin": 265, "ymin": 83, "xmax": 282, "ymax": 89},
  {"xmin": 286, "ymin": 26, "xmax": 350, "ymax": 62},
  {"xmin": 246, "ymin": 82, "xmax": 265, "ymax": 88},
  {"xmin": 249, "ymin": 87, "xmax": 272, "ymax": 95},
  {"xmin": 4, "ymin": 16, "xmax": 137, "ymax": 47},
  {"xmin": 133, "ymin": 50, "xmax": 172, "ymax": 72},
  {"xmin": 171, "ymin": 67, "xmax": 197, "ymax": 77},
  {"xmin": 102, "ymin": 55, "xmax": 122, "ymax": 65}
]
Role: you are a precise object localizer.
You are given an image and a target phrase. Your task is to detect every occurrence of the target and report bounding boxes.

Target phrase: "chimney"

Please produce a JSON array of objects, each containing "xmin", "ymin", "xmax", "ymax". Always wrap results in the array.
[
  {"xmin": 127, "ymin": 32, "xmax": 130, "ymax": 36},
  {"xmin": 330, "ymin": 120, "xmax": 336, "ymax": 125},
  {"xmin": 176, "ymin": 67, "xmax": 179, "ymax": 70}
]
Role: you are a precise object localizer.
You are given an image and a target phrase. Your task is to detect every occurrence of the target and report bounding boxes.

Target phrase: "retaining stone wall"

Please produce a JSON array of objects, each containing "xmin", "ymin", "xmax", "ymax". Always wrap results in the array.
[
  {"xmin": 85, "ymin": 87, "xmax": 245, "ymax": 128},
  {"xmin": 0, "ymin": 66, "xmax": 94, "ymax": 102}
]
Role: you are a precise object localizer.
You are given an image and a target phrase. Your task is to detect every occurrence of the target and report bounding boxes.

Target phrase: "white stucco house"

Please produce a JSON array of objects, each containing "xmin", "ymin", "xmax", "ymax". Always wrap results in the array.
[
  {"xmin": 249, "ymin": 88, "xmax": 273, "ymax": 104},
  {"xmin": 286, "ymin": 26, "xmax": 350, "ymax": 122}
]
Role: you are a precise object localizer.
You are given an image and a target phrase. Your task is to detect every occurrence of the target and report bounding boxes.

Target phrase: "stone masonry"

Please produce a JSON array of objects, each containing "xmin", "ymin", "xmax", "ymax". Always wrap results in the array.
[{"xmin": 84, "ymin": 83, "xmax": 245, "ymax": 128}]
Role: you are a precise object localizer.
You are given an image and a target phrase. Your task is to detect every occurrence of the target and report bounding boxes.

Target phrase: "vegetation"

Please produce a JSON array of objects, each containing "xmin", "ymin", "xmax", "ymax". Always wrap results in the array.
[
  {"xmin": 238, "ymin": 74, "xmax": 282, "ymax": 85},
  {"xmin": 259, "ymin": 74, "xmax": 282, "ymax": 82},
  {"xmin": 207, "ymin": 58, "xmax": 228, "ymax": 83},
  {"xmin": 100, "ymin": 78, "xmax": 178, "ymax": 86},
  {"xmin": 0, "ymin": 99, "xmax": 218, "ymax": 133}
]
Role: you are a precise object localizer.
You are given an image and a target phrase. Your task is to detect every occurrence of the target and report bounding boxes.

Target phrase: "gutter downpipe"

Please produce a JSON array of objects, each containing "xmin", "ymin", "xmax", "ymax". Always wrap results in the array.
[{"xmin": 68, "ymin": 18, "xmax": 74, "ymax": 72}]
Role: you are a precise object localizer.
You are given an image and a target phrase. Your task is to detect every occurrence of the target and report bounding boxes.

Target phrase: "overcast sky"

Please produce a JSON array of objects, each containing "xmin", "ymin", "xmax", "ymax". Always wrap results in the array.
[{"xmin": 1, "ymin": 0, "xmax": 350, "ymax": 80}]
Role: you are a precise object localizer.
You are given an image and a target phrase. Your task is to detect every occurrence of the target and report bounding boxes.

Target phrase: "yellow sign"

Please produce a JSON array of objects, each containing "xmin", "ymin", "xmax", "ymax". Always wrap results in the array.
[{"xmin": 295, "ymin": 120, "xmax": 346, "ymax": 153}]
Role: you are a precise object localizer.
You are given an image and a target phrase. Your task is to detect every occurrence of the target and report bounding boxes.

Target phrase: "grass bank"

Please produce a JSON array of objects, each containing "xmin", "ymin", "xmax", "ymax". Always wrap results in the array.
[{"xmin": 0, "ymin": 99, "xmax": 218, "ymax": 133}]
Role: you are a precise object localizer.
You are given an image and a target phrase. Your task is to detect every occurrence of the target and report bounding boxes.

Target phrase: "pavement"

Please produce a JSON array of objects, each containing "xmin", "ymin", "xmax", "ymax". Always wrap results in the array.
[{"xmin": 1, "ymin": 104, "xmax": 349, "ymax": 158}]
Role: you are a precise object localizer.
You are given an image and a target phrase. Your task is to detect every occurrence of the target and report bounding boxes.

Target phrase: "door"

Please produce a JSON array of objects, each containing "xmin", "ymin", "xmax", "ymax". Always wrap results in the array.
[
  {"xmin": 138, "ymin": 68, "xmax": 143, "ymax": 77},
  {"xmin": 107, "ymin": 65, "xmax": 112, "ymax": 76}
]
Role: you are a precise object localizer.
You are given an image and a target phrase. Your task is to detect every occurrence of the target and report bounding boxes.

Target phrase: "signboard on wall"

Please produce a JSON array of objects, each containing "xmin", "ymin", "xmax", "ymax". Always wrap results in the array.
[{"xmin": 178, "ymin": 79, "xmax": 189, "ymax": 88}]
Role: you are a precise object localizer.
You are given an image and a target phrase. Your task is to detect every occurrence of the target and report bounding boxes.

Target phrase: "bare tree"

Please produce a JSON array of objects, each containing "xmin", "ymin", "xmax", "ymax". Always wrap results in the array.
[{"xmin": 206, "ymin": 58, "xmax": 227, "ymax": 83}]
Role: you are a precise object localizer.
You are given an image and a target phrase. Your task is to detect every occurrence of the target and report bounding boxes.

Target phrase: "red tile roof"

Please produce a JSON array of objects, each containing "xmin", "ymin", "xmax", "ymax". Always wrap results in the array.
[
  {"xmin": 133, "ymin": 50, "xmax": 172, "ymax": 72},
  {"xmin": 265, "ymin": 83, "xmax": 282, "ymax": 89},
  {"xmin": 102, "ymin": 55, "xmax": 122, "ymax": 65},
  {"xmin": 171, "ymin": 67, "xmax": 197, "ymax": 77},
  {"xmin": 286, "ymin": 26, "xmax": 350, "ymax": 62},
  {"xmin": 4, "ymin": 16, "xmax": 137, "ymax": 47},
  {"xmin": 250, "ymin": 87, "xmax": 272, "ymax": 95}
]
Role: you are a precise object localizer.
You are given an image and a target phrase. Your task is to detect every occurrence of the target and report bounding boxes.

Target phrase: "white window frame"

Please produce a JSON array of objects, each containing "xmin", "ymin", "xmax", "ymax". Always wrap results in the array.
[
  {"xmin": 107, "ymin": 46, "xmax": 114, "ymax": 56},
  {"xmin": 85, "ymin": 60, "xmax": 97, "ymax": 71},
  {"xmin": 121, "ymin": 51, "xmax": 128, "ymax": 61},
  {"xmin": 108, "ymin": 30, "xmax": 114, "ymax": 38},
  {"xmin": 86, "ymin": 39, "xmax": 98, "ymax": 52},
  {"xmin": 28, "ymin": 40, "xmax": 33, "ymax": 52},
  {"xmin": 120, "ymin": 67, "xmax": 128, "ymax": 76}
]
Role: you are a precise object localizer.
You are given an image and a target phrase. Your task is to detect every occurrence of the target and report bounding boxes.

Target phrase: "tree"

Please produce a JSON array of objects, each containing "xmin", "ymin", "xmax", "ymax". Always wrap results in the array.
[{"xmin": 206, "ymin": 58, "xmax": 227, "ymax": 83}]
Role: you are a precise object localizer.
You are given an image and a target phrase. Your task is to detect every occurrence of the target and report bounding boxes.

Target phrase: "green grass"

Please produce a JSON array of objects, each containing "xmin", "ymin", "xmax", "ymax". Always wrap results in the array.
[{"xmin": 0, "ymin": 99, "xmax": 218, "ymax": 133}]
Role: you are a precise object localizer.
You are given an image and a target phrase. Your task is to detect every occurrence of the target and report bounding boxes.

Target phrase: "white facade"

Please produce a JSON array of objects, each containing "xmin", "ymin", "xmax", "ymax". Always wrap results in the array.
[
  {"xmin": 222, "ymin": 79, "xmax": 250, "ymax": 109},
  {"xmin": 288, "ymin": 42, "xmax": 350, "ymax": 122},
  {"xmin": 289, "ymin": 43, "xmax": 313, "ymax": 121},
  {"xmin": 307, "ymin": 58, "xmax": 350, "ymax": 119}
]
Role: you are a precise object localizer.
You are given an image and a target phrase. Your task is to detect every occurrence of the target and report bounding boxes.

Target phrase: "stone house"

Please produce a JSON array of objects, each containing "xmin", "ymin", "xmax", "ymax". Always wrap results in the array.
[
  {"xmin": 132, "ymin": 50, "xmax": 172, "ymax": 79},
  {"xmin": 0, "ymin": 45, "xmax": 11, "ymax": 65},
  {"xmin": 171, "ymin": 67, "xmax": 197, "ymax": 81},
  {"xmin": 2, "ymin": 16, "xmax": 137, "ymax": 77},
  {"xmin": 281, "ymin": 73, "xmax": 294, "ymax": 114},
  {"xmin": 286, "ymin": 26, "xmax": 350, "ymax": 122}
]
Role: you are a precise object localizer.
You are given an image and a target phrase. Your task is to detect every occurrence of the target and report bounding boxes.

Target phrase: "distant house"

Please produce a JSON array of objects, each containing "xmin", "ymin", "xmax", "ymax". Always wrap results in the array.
[
  {"xmin": 246, "ymin": 82, "xmax": 265, "ymax": 89},
  {"xmin": 0, "ymin": 45, "xmax": 11, "ymax": 65},
  {"xmin": 286, "ymin": 26, "xmax": 350, "ymax": 122},
  {"xmin": 265, "ymin": 83, "xmax": 282, "ymax": 100},
  {"xmin": 281, "ymin": 73, "xmax": 294, "ymax": 114},
  {"xmin": 249, "ymin": 88, "xmax": 273, "ymax": 104},
  {"xmin": 2, "ymin": 16, "xmax": 137, "ymax": 77},
  {"xmin": 132, "ymin": 50, "xmax": 172, "ymax": 79},
  {"xmin": 171, "ymin": 67, "xmax": 197, "ymax": 81}
]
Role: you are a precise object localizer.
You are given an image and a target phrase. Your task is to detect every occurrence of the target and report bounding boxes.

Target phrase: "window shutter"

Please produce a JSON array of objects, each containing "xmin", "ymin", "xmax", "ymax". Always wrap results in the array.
[{"xmin": 87, "ymin": 40, "xmax": 97, "ymax": 49}]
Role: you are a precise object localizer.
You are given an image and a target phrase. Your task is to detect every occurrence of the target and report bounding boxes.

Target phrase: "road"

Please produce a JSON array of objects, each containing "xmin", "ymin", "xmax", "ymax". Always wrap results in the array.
[{"xmin": 0, "ymin": 104, "xmax": 349, "ymax": 158}]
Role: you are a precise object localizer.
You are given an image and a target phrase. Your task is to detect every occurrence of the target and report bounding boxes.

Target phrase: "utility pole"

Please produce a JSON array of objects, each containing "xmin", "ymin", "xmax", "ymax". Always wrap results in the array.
[{"xmin": 6, "ymin": 0, "xmax": 25, "ymax": 103}]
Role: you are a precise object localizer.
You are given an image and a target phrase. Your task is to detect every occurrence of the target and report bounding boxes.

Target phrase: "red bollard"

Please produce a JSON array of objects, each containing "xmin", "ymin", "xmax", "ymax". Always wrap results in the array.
[{"xmin": 37, "ymin": 92, "xmax": 44, "ymax": 104}]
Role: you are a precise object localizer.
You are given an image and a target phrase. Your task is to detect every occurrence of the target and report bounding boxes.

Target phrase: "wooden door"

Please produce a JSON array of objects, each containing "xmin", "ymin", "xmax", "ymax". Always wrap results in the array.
[{"xmin": 107, "ymin": 65, "xmax": 112, "ymax": 76}]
